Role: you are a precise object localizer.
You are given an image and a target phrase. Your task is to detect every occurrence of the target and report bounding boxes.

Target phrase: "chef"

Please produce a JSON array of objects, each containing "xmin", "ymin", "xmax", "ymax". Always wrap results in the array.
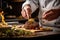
[{"xmin": 21, "ymin": 0, "xmax": 60, "ymax": 26}]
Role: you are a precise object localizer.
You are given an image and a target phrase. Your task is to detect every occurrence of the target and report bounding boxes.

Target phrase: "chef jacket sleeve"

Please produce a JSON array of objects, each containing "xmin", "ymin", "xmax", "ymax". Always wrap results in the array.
[
  {"xmin": 22, "ymin": 0, "xmax": 39, "ymax": 13},
  {"xmin": 47, "ymin": 0, "xmax": 60, "ymax": 9}
]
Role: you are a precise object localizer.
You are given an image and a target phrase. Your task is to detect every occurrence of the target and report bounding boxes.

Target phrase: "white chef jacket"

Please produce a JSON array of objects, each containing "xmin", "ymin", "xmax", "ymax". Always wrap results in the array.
[{"xmin": 22, "ymin": 0, "xmax": 60, "ymax": 26}]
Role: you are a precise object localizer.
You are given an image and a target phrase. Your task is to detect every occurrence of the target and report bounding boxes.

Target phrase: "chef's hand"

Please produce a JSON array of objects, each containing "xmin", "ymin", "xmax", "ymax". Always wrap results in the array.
[
  {"xmin": 21, "ymin": 4, "xmax": 32, "ymax": 19},
  {"xmin": 42, "ymin": 9, "xmax": 60, "ymax": 21}
]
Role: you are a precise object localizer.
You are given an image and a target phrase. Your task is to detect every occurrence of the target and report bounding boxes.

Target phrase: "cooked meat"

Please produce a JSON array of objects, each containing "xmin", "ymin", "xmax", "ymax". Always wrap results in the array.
[{"xmin": 24, "ymin": 20, "xmax": 39, "ymax": 29}]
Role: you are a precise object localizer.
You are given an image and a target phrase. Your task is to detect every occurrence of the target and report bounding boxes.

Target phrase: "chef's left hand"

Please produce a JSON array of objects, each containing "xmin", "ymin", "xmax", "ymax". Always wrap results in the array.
[{"xmin": 42, "ymin": 9, "xmax": 60, "ymax": 21}]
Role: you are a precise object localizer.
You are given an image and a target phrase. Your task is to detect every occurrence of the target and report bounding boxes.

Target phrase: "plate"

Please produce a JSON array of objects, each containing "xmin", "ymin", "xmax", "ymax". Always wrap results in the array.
[{"xmin": 0, "ymin": 24, "xmax": 60, "ymax": 38}]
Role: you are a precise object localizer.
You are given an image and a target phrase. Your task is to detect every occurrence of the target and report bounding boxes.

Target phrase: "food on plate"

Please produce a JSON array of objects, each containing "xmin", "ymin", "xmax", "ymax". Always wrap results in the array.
[
  {"xmin": 15, "ymin": 29, "xmax": 34, "ymax": 36},
  {"xmin": 28, "ymin": 18, "xmax": 35, "ymax": 22},
  {"xmin": 39, "ymin": 27, "xmax": 44, "ymax": 31},
  {"xmin": 24, "ymin": 18, "xmax": 39, "ymax": 29},
  {"xmin": 43, "ymin": 27, "xmax": 53, "ymax": 31},
  {"xmin": 40, "ymin": 27, "xmax": 53, "ymax": 31},
  {"xmin": 20, "ymin": 18, "xmax": 53, "ymax": 31},
  {"xmin": 0, "ymin": 24, "xmax": 53, "ymax": 38}
]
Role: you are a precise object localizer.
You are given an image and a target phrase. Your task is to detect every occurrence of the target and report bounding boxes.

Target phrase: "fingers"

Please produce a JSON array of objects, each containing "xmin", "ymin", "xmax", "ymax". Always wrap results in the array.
[
  {"xmin": 21, "ymin": 9, "xmax": 26, "ymax": 19},
  {"xmin": 25, "ymin": 8, "xmax": 30, "ymax": 19},
  {"xmin": 42, "ymin": 10, "xmax": 51, "ymax": 16},
  {"xmin": 42, "ymin": 9, "xmax": 58, "ymax": 21},
  {"xmin": 21, "ymin": 5, "xmax": 32, "ymax": 19},
  {"xmin": 25, "ymin": 7, "xmax": 32, "ymax": 19},
  {"xmin": 42, "ymin": 11, "xmax": 54, "ymax": 19}
]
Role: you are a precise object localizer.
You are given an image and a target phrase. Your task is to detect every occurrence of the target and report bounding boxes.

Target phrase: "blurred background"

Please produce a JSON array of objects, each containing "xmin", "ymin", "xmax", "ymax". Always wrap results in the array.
[{"xmin": 0, "ymin": 0, "xmax": 39, "ymax": 20}]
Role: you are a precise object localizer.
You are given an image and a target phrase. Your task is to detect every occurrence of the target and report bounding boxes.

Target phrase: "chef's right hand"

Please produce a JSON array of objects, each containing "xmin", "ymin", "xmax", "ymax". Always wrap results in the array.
[{"xmin": 21, "ymin": 4, "xmax": 32, "ymax": 19}]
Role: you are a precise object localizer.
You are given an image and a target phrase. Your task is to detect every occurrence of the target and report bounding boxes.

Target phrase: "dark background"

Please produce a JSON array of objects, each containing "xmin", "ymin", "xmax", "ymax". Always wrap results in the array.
[{"xmin": 0, "ymin": 0, "xmax": 39, "ymax": 18}]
